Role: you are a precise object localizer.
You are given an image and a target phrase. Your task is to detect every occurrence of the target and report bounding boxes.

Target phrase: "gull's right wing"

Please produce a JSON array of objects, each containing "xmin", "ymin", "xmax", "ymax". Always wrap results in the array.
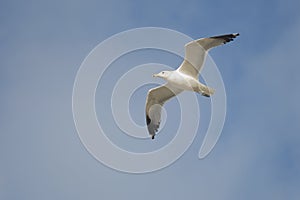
[{"xmin": 145, "ymin": 84, "xmax": 182, "ymax": 139}]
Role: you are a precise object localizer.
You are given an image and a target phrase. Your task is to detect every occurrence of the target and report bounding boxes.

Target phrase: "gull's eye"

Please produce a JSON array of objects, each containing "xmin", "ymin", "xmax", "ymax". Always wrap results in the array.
[{"xmin": 162, "ymin": 72, "xmax": 165, "ymax": 74}]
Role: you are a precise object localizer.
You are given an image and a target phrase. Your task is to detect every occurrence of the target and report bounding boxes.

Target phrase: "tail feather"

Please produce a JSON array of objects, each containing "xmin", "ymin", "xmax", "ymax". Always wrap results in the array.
[{"xmin": 198, "ymin": 84, "xmax": 215, "ymax": 97}]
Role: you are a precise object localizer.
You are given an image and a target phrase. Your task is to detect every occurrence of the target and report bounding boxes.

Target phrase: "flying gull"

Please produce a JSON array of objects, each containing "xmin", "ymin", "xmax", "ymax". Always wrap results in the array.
[{"xmin": 145, "ymin": 33, "xmax": 239, "ymax": 139}]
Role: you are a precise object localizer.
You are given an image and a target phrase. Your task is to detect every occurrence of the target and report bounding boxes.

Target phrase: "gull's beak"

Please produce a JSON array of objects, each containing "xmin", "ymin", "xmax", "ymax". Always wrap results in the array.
[{"xmin": 153, "ymin": 74, "xmax": 158, "ymax": 77}]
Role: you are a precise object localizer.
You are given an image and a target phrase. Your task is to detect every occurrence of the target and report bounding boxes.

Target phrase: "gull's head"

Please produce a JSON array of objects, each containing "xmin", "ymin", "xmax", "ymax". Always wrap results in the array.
[{"xmin": 153, "ymin": 71, "xmax": 171, "ymax": 79}]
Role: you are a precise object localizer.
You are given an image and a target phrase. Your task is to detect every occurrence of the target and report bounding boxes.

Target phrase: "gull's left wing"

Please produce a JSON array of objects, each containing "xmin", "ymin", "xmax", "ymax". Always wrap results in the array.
[{"xmin": 178, "ymin": 33, "xmax": 239, "ymax": 79}]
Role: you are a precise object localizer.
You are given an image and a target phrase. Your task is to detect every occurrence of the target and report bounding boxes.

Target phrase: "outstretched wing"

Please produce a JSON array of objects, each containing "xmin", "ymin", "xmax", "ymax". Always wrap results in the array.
[
  {"xmin": 178, "ymin": 33, "xmax": 239, "ymax": 79},
  {"xmin": 145, "ymin": 84, "xmax": 182, "ymax": 139}
]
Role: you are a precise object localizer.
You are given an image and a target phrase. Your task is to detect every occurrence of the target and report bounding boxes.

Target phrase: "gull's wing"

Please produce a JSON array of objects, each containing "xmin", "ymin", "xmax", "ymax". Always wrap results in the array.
[
  {"xmin": 145, "ymin": 84, "xmax": 182, "ymax": 139},
  {"xmin": 178, "ymin": 33, "xmax": 239, "ymax": 79}
]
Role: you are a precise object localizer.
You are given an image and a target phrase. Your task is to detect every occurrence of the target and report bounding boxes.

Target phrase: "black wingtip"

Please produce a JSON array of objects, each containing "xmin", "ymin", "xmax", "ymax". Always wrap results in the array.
[
  {"xmin": 210, "ymin": 33, "xmax": 240, "ymax": 44},
  {"xmin": 151, "ymin": 135, "xmax": 155, "ymax": 139},
  {"xmin": 146, "ymin": 115, "xmax": 151, "ymax": 125}
]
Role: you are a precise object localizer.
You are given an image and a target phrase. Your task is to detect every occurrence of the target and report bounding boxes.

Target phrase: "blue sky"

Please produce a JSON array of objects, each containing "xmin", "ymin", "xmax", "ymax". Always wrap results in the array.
[{"xmin": 1, "ymin": 0, "xmax": 300, "ymax": 199}]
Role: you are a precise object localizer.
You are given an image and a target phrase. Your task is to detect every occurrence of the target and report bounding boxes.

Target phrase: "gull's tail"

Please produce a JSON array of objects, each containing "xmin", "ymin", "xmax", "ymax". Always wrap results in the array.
[{"xmin": 198, "ymin": 83, "xmax": 215, "ymax": 97}]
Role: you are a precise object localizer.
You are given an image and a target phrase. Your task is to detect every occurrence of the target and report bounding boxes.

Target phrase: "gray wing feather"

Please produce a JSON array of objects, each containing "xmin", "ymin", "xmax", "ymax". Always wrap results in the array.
[
  {"xmin": 178, "ymin": 33, "xmax": 239, "ymax": 78},
  {"xmin": 145, "ymin": 84, "xmax": 182, "ymax": 139}
]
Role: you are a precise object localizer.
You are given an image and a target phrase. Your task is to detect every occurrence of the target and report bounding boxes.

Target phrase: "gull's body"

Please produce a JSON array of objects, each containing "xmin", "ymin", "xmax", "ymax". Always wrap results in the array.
[
  {"xmin": 162, "ymin": 70, "xmax": 202, "ymax": 91},
  {"xmin": 145, "ymin": 33, "xmax": 239, "ymax": 139}
]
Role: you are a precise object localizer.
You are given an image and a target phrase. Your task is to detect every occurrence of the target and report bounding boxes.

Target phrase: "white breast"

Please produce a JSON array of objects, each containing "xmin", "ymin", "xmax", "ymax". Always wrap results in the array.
[{"xmin": 167, "ymin": 71, "xmax": 199, "ymax": 91}]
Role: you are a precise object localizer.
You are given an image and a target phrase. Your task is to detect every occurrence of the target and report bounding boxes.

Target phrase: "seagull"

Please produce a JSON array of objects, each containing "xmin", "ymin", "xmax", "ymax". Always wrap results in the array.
[{"xmin": 145, "ymin": 33, "xmax": 239, "ymax": 139}]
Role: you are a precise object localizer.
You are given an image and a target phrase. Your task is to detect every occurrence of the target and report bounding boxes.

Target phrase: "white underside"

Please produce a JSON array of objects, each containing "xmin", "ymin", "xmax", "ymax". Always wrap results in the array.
[{"xmin": 167, "ymin": 71, "xmax": 200, "ymax": 91}]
